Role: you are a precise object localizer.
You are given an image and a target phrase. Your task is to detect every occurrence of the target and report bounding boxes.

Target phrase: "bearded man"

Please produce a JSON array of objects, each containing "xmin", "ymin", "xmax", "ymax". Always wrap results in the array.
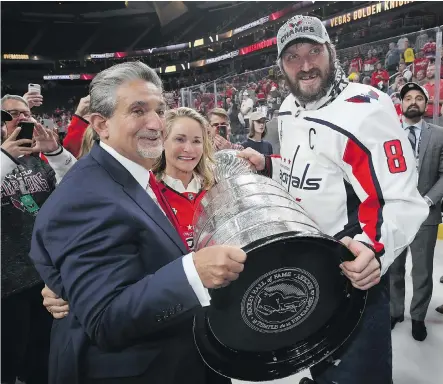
[
  {"xmin": 390, "ymin": 82, "xmax": 443, "ymax": 341},
  {"xmin": 239, "ymin": 15, "xmax": 428, "ymax": 384}
]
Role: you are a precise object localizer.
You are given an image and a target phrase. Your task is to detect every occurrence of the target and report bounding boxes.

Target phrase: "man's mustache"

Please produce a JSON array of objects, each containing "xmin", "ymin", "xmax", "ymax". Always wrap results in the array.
[
  {"xmin": 296, "ymin": 69, "xmax": 322, "ymax": 80},
  {"xmin": 136, "ymin": 130, "xmax": 161, "ymax": 139}
]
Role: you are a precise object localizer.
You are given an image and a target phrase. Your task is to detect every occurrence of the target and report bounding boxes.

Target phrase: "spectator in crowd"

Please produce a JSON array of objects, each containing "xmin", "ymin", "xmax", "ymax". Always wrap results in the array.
[
  {"xmin": 415, "ymin": 30, "xmax": 429, "ymax": 52},
  {"xmin": 362, "ymin": 76, "xmax": 371, "ymax": 86},
  {"xmin": 30, "ymin": 61, "xmax": 242, "ymax": 384},
  {"xmin": 225, "ymin": 97, "xmax": 234, "ymax": 116},
  {"xmin": 207, "ymin": 108, "xmax": 244, "ymax": 151},
  {"xmin": 371, "ymin": 61, "xmax": 390, "ymax": 91},
  {"xmin": 241, "ymin": 111, "xmax": 273, "ymax": 155},
  {"xmin": 398, "ymin": 60, "xmax": 413, "ymax": 82},
  {"xmin": 255, "ymin": 93, "xmax": 268, "ymax": 116},
  {"xmin": 349, "ymin": 72, "xmax": 361, "ymax": 83},
  {"xmin": 390, "ymin": 82, "xmax": 443, "ymax": 341},
  {"xmin": 397, "ymin": 35, "xmax": 409, "ymax": 53},
  {"xmin": 63, "ymin": 95, "xmax": 90, "ymax": 158},
  {"xmin": 416, "ymin": 69, "xmax": 427, "ymax": 86},
  {"xmin": 385, "ymin": 42, "xmax": 401, "ymax": 75},
  {"xmin": 348, "ymin": 51, "xmax": 363, "ymax": 75},
  {"xmin": 402, "ymin": 39, "xmax": 415, "ymax": 65},
  {"xmin": 422, "ymin": 36, "xmax": 436, "ymax": 59},
  {"xmin": 267, "ymin": 84, "xmax": 282, "ymax": 120},
  {"xmin": 341, "ymin": 57, "xmax": 350, "ymax": 74},
  {"xmin": 389, "ymin": 76, "xmax": 408, "ymax": 96},
  {"xmin": 363, "ymin": 51, "xmax": 378, "ymax": 76},
  {"xmin": 413, "ymin": 51, "xmax": 429, "ymax": 79},
  {"xmin": 264, "ymin": 109, "xmax": 280, "ymax": 155},
  {"xmin": 239, "ymin": 91, "xmax": 254, "ymax": 129},
  {"xmin": 1, "ymin": 95, "xmax": 76, "ymax": 384},
  {"xmin": 423, "ymin": 64, "xmax": 443, "ymax": 125}
]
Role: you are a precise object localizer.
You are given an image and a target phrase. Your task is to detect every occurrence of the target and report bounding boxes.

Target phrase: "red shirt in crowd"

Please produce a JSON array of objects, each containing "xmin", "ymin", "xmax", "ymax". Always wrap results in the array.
[
  {"xmin": 363, "ymin": 57, "xmax": 378, "ymax": 73},
  {"xmin": 63, "ymin": 114, "xmax": 89, "ymax": 158},
  {"xmin": 370, "ymin": 69, "xmax": 390, "ymax": 88},
  {"xmin": 424, "ymin": 79, "xmax": 443, "ymax": 117},
  {"xmin": 422, "ymin": 41, "xmax": 436, "ymax": 58},
  {"xmin": 412, "ymin": 57, "xmax": 429, "ymax": 77},
  {"xmin": 349, "ymin": 57, "xmax": 363, "ymax": 73}
]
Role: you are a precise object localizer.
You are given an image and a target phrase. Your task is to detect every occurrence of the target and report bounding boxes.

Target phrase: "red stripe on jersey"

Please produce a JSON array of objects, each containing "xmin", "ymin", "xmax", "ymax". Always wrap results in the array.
[{"xmin": 343, "ymin": 138, "xmax": 385, "ymax": 253}]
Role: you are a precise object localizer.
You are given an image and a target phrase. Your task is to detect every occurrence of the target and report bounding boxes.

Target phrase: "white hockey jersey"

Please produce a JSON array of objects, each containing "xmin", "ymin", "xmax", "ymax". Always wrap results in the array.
[{"xmin": 270, "ymin": 83, "xmax": 428, "ymax": 274}]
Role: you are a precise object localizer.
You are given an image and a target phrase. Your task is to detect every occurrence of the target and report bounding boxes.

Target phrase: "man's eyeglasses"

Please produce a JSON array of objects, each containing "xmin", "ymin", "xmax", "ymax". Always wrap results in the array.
[
  {"xmin": 5, "ymin": 110, "xmax": 32, "ymax": 118},
  {"xmin": 210, "ymin": 122, "xmax": 229, "ymax": 128}
]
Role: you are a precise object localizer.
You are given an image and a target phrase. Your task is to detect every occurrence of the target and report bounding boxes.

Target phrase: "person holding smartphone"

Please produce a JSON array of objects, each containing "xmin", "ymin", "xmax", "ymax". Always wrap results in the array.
[
  {"xmin": 241, "ymin": 111, "xmax": 273, "ymax": 156},
  {"xmin": 1, "ymin": 94, "xmax": 76, "ymax": 384},
  {"xmin": 207, "ymin": 108, "xmax": 244, "ymax": 151}
]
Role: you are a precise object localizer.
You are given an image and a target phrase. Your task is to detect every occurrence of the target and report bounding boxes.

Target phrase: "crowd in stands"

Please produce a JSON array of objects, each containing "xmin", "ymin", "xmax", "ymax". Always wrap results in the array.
[{"xmin": 180, "ymin": 29, "xmax": 443, "ymax": 137}]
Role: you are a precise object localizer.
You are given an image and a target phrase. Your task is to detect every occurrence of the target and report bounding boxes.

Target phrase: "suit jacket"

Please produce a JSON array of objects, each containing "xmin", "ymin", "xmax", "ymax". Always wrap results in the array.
[
  {"xmin": 30, "ymin": 143, "xmax": 207, "ymax": 384},
  {"xmin": 417, "ymin": 121, "xmax": 443, "ymax": 225}
]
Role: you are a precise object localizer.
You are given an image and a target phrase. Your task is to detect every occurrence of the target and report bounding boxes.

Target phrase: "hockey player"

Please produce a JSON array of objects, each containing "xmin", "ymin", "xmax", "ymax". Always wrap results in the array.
[{"xmin": 238, "ymin": 15, "xmax": 428, "ymax": 384}]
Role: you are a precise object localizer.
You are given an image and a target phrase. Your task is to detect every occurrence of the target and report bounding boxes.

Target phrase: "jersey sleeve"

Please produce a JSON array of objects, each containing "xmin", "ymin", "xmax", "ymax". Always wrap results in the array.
[{"xmin": 339, "ymin": 94, "xmax": 429, "ymax": 275}]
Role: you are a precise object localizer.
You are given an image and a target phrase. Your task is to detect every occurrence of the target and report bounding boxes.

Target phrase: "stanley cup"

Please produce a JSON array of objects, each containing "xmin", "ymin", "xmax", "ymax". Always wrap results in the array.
[
  {"xmin": 194, "ymin": 149, "xmax": 322, "ymax": 251},
  {"xmin": 192, "ymin": 149, "xmax": 367, "ymax": 382}
]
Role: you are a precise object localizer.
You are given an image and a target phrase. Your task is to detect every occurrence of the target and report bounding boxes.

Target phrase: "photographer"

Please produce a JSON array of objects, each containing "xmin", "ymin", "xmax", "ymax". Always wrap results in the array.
[
  {"xmin": 207, "ymin": 108, "xmax": 244, "ymax": 151},
  {"xmin": 1, "ymin": 95, "xmax": 76, "ymax": 384}
]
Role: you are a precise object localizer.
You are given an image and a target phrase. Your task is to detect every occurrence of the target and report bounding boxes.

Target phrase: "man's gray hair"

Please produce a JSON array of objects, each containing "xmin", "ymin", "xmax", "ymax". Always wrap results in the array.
[
  {"xmin": 89, "ymin": 61, "xmax": 163, "ymax": 118},
  {"xmin": 1, "ymin": 94, "xmax": 29, "ymax": 109}
]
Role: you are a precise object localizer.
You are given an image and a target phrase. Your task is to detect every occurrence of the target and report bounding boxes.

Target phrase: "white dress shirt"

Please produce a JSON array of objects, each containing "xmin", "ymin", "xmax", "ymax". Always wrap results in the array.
[
  {"xmin": 100, "ymin": 142, "xmax": 211, "ymax": 306},
  {"xmin": 403, "ymin": 119, "xmax": 423, "ymax": 156}
]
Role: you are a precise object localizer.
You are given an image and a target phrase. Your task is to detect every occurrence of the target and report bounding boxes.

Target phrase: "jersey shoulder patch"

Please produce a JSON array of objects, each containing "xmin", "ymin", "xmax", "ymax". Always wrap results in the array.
[{"xmin": 345, "ymin": 89, "xmax": 379, "ymax": 104}]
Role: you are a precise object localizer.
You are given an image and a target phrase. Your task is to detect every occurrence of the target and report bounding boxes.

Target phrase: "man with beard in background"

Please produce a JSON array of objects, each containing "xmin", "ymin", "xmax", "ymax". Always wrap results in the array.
[
  {"xmin": 238, "ymin": 15, "xmax": 428, "ymax": 384},
  {"xmin": 390, "ymin": 82, "xmax": 443, "ymax": 341}
]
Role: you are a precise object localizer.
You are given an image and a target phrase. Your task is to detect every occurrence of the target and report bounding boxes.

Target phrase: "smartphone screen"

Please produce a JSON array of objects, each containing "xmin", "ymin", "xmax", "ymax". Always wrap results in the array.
[
  {"xmin": 217, "ymin": 125, "xmax": 227, "ymax": 139},
  {"xmin": 28, "ymin": 83, "xmax": 41, "ymax": 95},
  {"xmin": 17, "ymin": 122, "xmax": 35, "ymax": 147}
]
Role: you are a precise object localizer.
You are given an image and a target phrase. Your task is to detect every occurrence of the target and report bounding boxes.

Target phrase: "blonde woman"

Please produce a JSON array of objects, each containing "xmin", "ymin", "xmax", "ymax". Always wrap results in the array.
[{"xmin": 150, "ymin": 107, "xmax": 215, "ymax": 251}]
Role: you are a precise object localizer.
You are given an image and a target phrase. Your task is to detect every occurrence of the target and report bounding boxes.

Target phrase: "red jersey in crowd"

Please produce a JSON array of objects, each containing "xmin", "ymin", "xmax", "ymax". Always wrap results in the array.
[
  {"xmin": 363, "ymin": 57, "xmax": 378, "ymax": 74},
  {"xmin": 63, "ymin": 114, "xmax": 89, "ymax": 158},
  {"xmin": 371, "ymin": 69, "xmax": 389, "ymax": 88},
  {"xmin": 424, "ymin": 79, "xmax": 443, "ymax": 117},
  {"xmin": 349, "ymin": 57, "xmax": 363, "ymax": 73},
  {"xmin": 412, "ymin": 57, "xmax": 429, "ymax": 77},
  {"xmin": 422, "ymin": 41, "xmax": 436, "ymax": 58}
]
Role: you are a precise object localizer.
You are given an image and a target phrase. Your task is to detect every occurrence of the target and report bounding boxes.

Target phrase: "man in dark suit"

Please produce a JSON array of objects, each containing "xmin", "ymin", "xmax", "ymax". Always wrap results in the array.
[
  {"xmin": 30, "ymin": 61, "xmax": 246, "ymax": 384},
  {"xmin": 390, "ymin": 82, "xmax": 443, "ymax": 341}
]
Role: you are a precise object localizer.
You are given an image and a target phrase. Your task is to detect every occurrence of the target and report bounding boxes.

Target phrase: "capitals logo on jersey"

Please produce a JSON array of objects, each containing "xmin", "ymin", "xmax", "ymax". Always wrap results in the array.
[{"xmin": 345, "ymin": 90, "xmax": 379, "ymax": 104}]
